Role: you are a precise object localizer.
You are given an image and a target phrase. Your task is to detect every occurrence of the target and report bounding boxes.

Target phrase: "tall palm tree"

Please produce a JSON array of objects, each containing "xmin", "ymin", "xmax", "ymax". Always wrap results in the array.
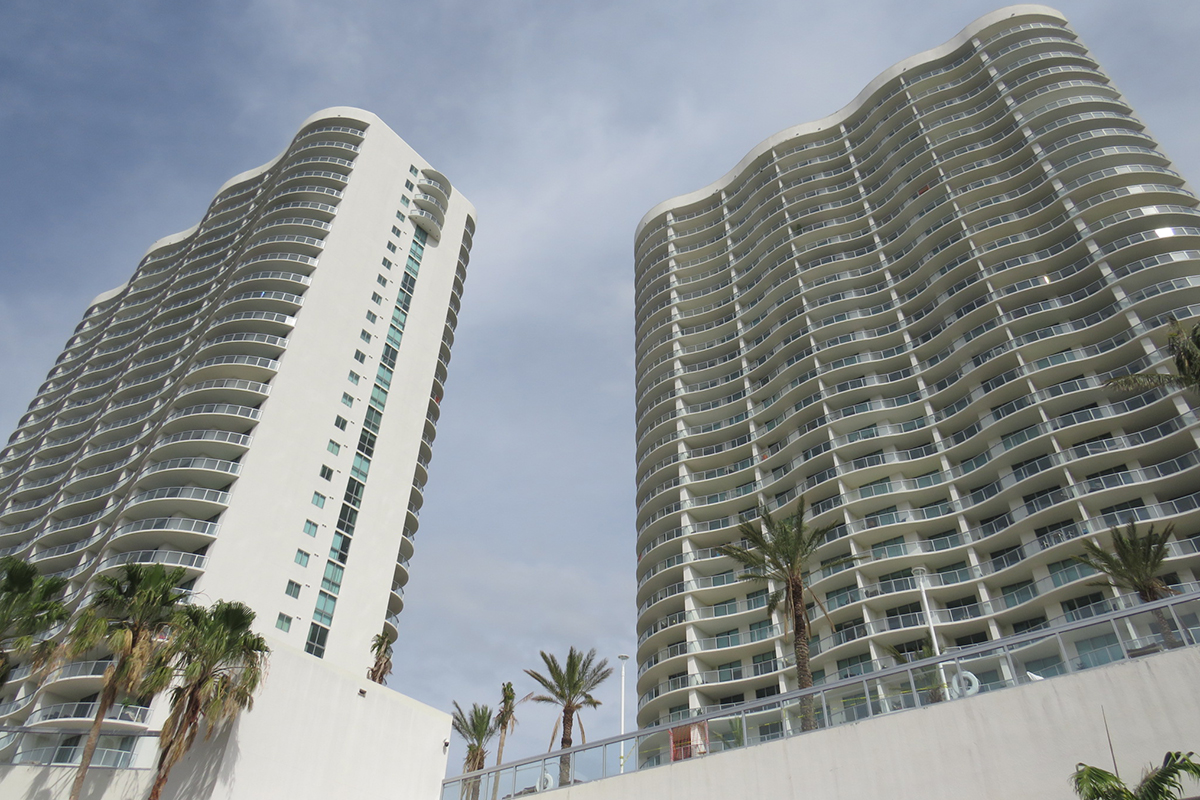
[
  {"xmin": 0, "ymin": 556, "xmax": 68, "ymax": 689},
  {"xmin": 716, "ymin": 500, "xmax": 845, "ymax": 730},
  {"xmin": 1073, "ymin": 522, "xmax": 1182, "ymax": 648},
  {"xmin": 1108, "ymin": 317, "xmax": 1200, "ymax": 394},
  {"xmin": 524, "ymin": 647, "xmax": 612, "ymax": 787},
  {"xmin": 147, "ymin": 601, "xmax": 269, "ymax": 800},
  {"xmin": 66, "ymin": 563, "xmax": 186, "ymax": 800},
  {"xmin": 367, "ymin": 630, "xmax": 393, "ymax": 684},
  {"xmin": 451, "ymin": 701, "xmax": 496, "ymax": 800},
  {"xmin": 1072, "ymin": 750, "xmax": 1200, "ymax": 799},
  {"xmin": 493, "ymin": 681, "xmax": 524, "ymax": 768}
]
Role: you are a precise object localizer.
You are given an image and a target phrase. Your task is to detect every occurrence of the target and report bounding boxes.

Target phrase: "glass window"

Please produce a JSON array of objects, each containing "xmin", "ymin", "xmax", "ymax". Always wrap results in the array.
[
  {"xmin": 359, "ymin": 330, "xmax": 372, "ymax": 343},
  {"xmin": 295, "ymin": 549, "xmax": 310, "ymax": 567},
  {"xmin": 376, "ymin": 275, "xmax": 388, "ymax": 287},
  {"xmin": 303, "ymin": 520, "xmax": 319, "ymax": 537},
  {"xmin": 386, "ymin": 242, "xmax": 397, "ymax": 253},
  {"xmin": 370, "ymin": 386, "xmax": 388, "ymax": 410},
  {"xmin": 406, "ymin": 256, "xmax": 421, "ymax": 275},
  {"xmin": 391, "ymin": 226, "xmax": 403, "ymax": 237},
  {"xmin": 330, "ymin": 531, "xmax": 351, "ymax": 563},
  {"xmin": 311, "ymin": 492, "xmax": 326, "ymax": 509},
  {"xmin": 405, "ymin": 179, "xmax": 415, "ymax": 190},
  {"xmin": 409, "ymin": 165, "xmax": 418, "ymax": 176},
  {"xmin": 351, "ymin": 454, "xmax": 371, "ymax": 481},
  {"xmin": 319, "ymin": 465, "xmax": 333, "ymax": 481},
  {"xmin": 322, "ymin": 561, "xmax": 345, "ymax": 594},
  {"xmin": 364, "ymin": 407, "xmax": 383, "ymax": 434},
  {"xmin": 347, "ymin": 371, "xmax": 360, "ymax": 385},
  {"xmin": 341, "ymin": 393, "xmax": 355, "ymax": 407},
  {"xmin": 314, "ymin": 591, "xmax": 337, "ymax": 625},
  {"xmin": 353, "ymin": 350, "xmax": 367, "ymax": 364},
  {"xmin": 365, "ymin": 311, "xmax": 377, "ymax": 324},
  {"xmin": 334, "ymin": 415, "xmax": 348, "ymax": 431},
  {"xmin": 276, "ymin": 613, "xmax": 292, "ymax": 632},
  {"xmin": 326, "ymin": 440, "xmax": 341, "ymax": 455},
  {"xmin": 381, "ymin": 257, "xmax": 393, "ymax": 270},
  {"xmin": 400, "ymin": 196, "xmax": 410, "ymax": 207},
  {"xmin": 370, "ymin": 293, "xmax": 383, "ymax": 306},
  {"xmin": 285, "ymin": 580, "xmax": 301, "ymax": 598},
  {"xmin": 396, "ymin": 210, "xmax": 405, "ymax": 219},
  {"xmin": 304, "ymin": 623, "xmax": 328, "ymax": 658}
]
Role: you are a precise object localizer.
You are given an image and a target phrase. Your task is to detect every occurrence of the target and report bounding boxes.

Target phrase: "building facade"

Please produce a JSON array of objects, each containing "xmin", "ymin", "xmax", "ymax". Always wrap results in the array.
[
  {"xmin": 0, "ymin": 107, "xmax": 475, "ymax": 767},
  {"xmin": 633, "ymin": 5, "xmax": 1200, "ymax": 728}
]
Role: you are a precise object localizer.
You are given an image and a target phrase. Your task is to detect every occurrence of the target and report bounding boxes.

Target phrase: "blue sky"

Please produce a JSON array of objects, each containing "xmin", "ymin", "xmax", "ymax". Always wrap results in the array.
[{"xmin": 2, "ymin": 0, "xmax": 1199, "ymax": 774}]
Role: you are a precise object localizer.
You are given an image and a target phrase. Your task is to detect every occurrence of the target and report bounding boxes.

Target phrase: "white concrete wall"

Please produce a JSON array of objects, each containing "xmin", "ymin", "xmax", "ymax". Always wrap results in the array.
[
  {"xmin": 552, "ymin": 647, "xmax": 1200, "ymax": 800},
  {"xmin": 0, "ymin": 645, "xmax": 450, "ymax": 800}
]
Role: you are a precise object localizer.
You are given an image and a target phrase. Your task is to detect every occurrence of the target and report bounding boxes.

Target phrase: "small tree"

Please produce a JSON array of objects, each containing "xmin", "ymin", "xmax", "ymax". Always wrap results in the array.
[
  {"xmin": 0, "ymin": 557, "xmax": 68, "ymax": 689},
  {"xmin": 67, "ymin": 564, "xmax": 186, "ymax": 800},
  {"xmin": 525, "ymin": 647, "xmax": 612, "ymax": 786},
  {"xmin": 1107, "ymin": 317, "xmax": 1200, "ymax": 395},
  {"xmin": 451, "ymin": 701, "xmax": 496, "ymax": 800},
  {"xmin": 717, "ymin": 501, "xmax": 847, "ymax": 730},
  {"xmin": 1073, "ymin": 523, "xmax": 1181, "ymax": 648},
  {"xmin": 1072, "ymin": 750, "xmax": 1200, "ymax": 799},
  {"xmin": 367, "ymin": 630, "xmax": 393, "ymax": 684},
  {"xmin": 147, "ymin": 601, "xmax": 269, "ymax": 800}
]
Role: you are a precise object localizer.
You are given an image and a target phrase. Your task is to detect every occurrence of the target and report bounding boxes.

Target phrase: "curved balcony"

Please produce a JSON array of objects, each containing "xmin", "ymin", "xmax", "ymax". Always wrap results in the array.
[
  {"xmin": 95, "ymin": 548, "xmax": 208, "ymax": 578},
  {"xmin": 42, "ymin": 660, "xmax": 112, "ymax": 693},
  {"xmin": 14, "ymin": 745, "xmax": 135, "ymax": 769},
  {"xmin": 186, "ymin": 354, "xmax": 280, "ymax": 382},
  {"xmin": 409, "ymin": 208, "xmax": 442, "ymax": 240},
  {"xmin": 136, "ymin": 456, "xmax": 240, "ymax": 489},
  {"xmin": 122, "ymin": 486, "xmax": 230, "ymax": 519},
  {"xmin": 412, "ymin": 193, "xmax": 446, "ymax": 226},
  {"xmin": 108, "ymin": 518, "xmax": 219, "ymax": 551},
  {"xmin": 417, "ymin": 174, "xmax": 451, "ymax": 205},
  {"xmin": 150, "ymin": 429, "xmax": 252, "ymax": 460},
  {"xmin": 26, "ymin": 700, "xmax": 151, "ymax": 730},
  {"xmin": 161, "ymin": 403, "xmax": 261, "ymax": 434}
]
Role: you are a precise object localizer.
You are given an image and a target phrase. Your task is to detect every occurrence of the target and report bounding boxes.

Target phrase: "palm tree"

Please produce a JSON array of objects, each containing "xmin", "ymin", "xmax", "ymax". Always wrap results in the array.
[
  {"xmin": 1072, "ymin": 750, "xmax": 1200, "ymax": 799},
  {"xmin": 367, "ymin": 630, "xmax": 393, "ymax": 684},
  {"xmin": 1107, "ymin": 317, "xmax": 1200, "ymax": 395},
  {"xmin": 716, "ymin": 501, "xmax": 845, "ymax": 730},
  {"xmin": 66, "ymin": 563, "xmax": 186, "ymax": 800},
  {"xmin": 1073, "ymin": 522, "xmax": 1182, "ymax": 648},
  {"xmin": 0, "ymin": 556, "xmax": 68, "ymax": 689},
  {"xmin": 147, "ymin": 601, "xmax": 269, "ymax": 800},
  {"xmin": 524, "ymin": 647, "xmax": 612, "ymax": 787},
  {"xmin": 451, "ymin": 701, "xmax": 497, "ymax": 800},
  {"xmin": 489, "ymin": 681, "xmax": 530, "ymax": 799}
]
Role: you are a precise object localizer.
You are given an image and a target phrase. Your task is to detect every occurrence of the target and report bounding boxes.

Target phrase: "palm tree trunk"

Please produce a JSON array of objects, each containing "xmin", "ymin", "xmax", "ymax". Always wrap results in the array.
[
  {"xmin": 790, "ymin": 582, "xmax": 817, "ymax": 731},
  {"xmin": 1152, "ymin": 607, "xmax": 1183, "ymax": 649},
  {"xmin": 491, "ymin": 727, "xmax": 507, "ymax": 800},
  {"xmin": 149, "ymin": 693, "xmax": 202, "ymax": 800},
  {"xmin": 69, "ymin": 676, "xmax": 119, "ymax": 800},
  {"xmin": 558, "ymin": 710, "xmax": 574, "ymax": 787}
]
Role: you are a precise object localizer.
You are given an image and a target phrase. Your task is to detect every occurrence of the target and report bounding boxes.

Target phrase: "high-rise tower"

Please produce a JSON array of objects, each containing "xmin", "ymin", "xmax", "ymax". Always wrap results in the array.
[
  {"xmin": 0, "ymin": 107, "xmax": 475, "ymax": 771},
  {"xmin": 633, "ymin": 6, "xmax": 1200, "ymax": 729}
]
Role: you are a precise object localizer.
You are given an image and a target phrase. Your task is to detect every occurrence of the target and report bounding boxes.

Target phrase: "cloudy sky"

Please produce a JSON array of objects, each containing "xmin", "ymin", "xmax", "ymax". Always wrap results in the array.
[{"xmin": 2, "ymin": 0, "xmax": 1199, "ymax": 775}]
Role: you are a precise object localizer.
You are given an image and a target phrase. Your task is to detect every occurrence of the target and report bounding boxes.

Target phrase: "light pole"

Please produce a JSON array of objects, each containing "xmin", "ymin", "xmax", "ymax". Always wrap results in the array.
[{"xmin": 618, "ymin": 654, "xmax": 629, "ymax": 773}]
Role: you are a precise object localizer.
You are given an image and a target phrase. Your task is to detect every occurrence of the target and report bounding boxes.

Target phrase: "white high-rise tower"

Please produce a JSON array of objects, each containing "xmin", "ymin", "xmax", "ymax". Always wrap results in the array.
[
  {"xmin": 633, "ymin": 6, "xmax": 1200, "ymax": 730},
  {"xmin": 0, "ymin": 107, "xmax": 474, "ymax": 789}
]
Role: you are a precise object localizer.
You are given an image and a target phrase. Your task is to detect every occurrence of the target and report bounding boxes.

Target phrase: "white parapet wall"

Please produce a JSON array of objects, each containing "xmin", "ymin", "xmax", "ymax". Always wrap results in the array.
[
  {"xmin": 545, "ymin": 646, "xmax": 1200, "ymax": 800},
  {"xmin": 0, "ymin": 644, "xmax": 450, "ymax": 800}
]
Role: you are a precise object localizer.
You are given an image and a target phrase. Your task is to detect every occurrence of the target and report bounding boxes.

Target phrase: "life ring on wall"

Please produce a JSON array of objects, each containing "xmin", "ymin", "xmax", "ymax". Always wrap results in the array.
[{"xmin": 949, "ymin": 670, "xmax": 980, "ymax": 698}]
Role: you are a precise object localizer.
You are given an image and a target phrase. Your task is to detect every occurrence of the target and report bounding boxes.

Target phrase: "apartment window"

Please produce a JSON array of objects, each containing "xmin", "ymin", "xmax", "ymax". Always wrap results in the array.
[
  {"xmin": 330, "ymin": 532, "xmax": 351, "ymax": 563},
  {"xmin": 391, "ymin": 226, "xmax": 403, "ymax": 237},
  {"xmin": 341, "ymin": 393, "xmax": 355, "ymax": 407},
  {"xmin": 295, "ymin": 549, "xmax": 310, "ymax": 567},
  {"xmin": 359, "ymin": 330, "xmax": 372, "ymax": 343},
  {"xmin": 381, "ymin": 258, "xmax": 393, "ymax": 270},
  {"xmin": 319, "ymin": 465, "xmax": 334, "ymax": 481},
  {"xmin": 396, "ymin": 210, "xmax": 405, "ymax": 219},
  {"xmin": 386, "ymin": 242, "xmax": 397, "ymax": 253},
  {"xmin": 337, "ymin": 504, "xmax": 357, "ymax": 534},
  {"xmin": 276, "ymin": 614, "xmax": 292, "ymax": 632},
  {"xmin": 311, "ymin": 492, "xmax": 326, "ymax": 509},
  {"xmin": 376, "ymin": 275, "xmax": 388, "ymax": 287},
  {"xmin": 351, "ymin": 454, "xmax": 371, "ymax": 481},
  {"xmin": 715, "ymin": 628, "xmax": 740, "ymax": 648},
  {"xmin": 752, "ymin": 652, "xmax": 777, "ymax": 676},
  {"xmin": 405, "ymin": 256, "xmax": 421, "ymax": 276},
  {"xmin": 401, "ymin": 273, "xmax": 417, "ymax": 294},
  {"xmin": 749, "ymin": 619, "xmax": 773, "ymax": 641},
  {"xmin": 322, "ymin": 561, "xmax": 345, "ymax": 594},
  {"xmin": 334, "ymin": 415, "xmax": 348, "ymax": 431},
  {"xmin": 755, "ymin": 685, "xmax": 780, "ymax": 700},
  {"xmin": 303, "ymin": 520, "xmax": 319, "ymax": 537},
  {"xmin": 409, "ymin": 165, "xmax": 418, "ymax": 176},
  {"xmin": 347, "ymin": 371, "xmax": 360, "ymax": 385},
  {"xmin": 357, "ymin": 429, "xmax": 377, "ymax": 458},
  {"xmin": 746, "ymin": 589, "xmax": 768, "ymax": 609},
  {"xmin": 716, "ymin": 660, "xmax": 742, "ymax": 682},
  {"xmin": 1012, "ymin": 616, "xmax": 1048, "ymax": 634},
  {"xmin": 285, "ymin": 580, "xmax": 302, "ymax": 598},
  {"xmin": 305, "ymin": 623, "xmax": 328, "ymax": 658},
  {"xmin": 370, "ymin": 293, "xmax": 383, "ymax": 306},
  {"xmin": 405, "ymin": 179, "xmax": 415, "ymax": 190},
  {"xmin": 326, "ymin": 440, "xmax": 341, "ymax": 455},
  {"xmin": 353, "ymin": 350, "xmax": 367, "ymax": 364},
  {"xmin": 314, "ymin": 591, "xmax": 337, "ymax": 625},
  {"xmin": 400, "ymin": 196, "xmax": 410, "ymax": 206},
  {"xmin": 365, "ymin": 310, "xmax": 377, "ymax": 324}
]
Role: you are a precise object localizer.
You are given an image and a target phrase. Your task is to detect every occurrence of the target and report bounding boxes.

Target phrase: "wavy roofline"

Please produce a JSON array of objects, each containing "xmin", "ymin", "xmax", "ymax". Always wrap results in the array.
[
  {"xmin": 635, "ymin": 4, "xmax": 1069, "ymax": 240},
  {"xmin": 88, "ymin": 107, "xmax": 387, "ymax": 310}
]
